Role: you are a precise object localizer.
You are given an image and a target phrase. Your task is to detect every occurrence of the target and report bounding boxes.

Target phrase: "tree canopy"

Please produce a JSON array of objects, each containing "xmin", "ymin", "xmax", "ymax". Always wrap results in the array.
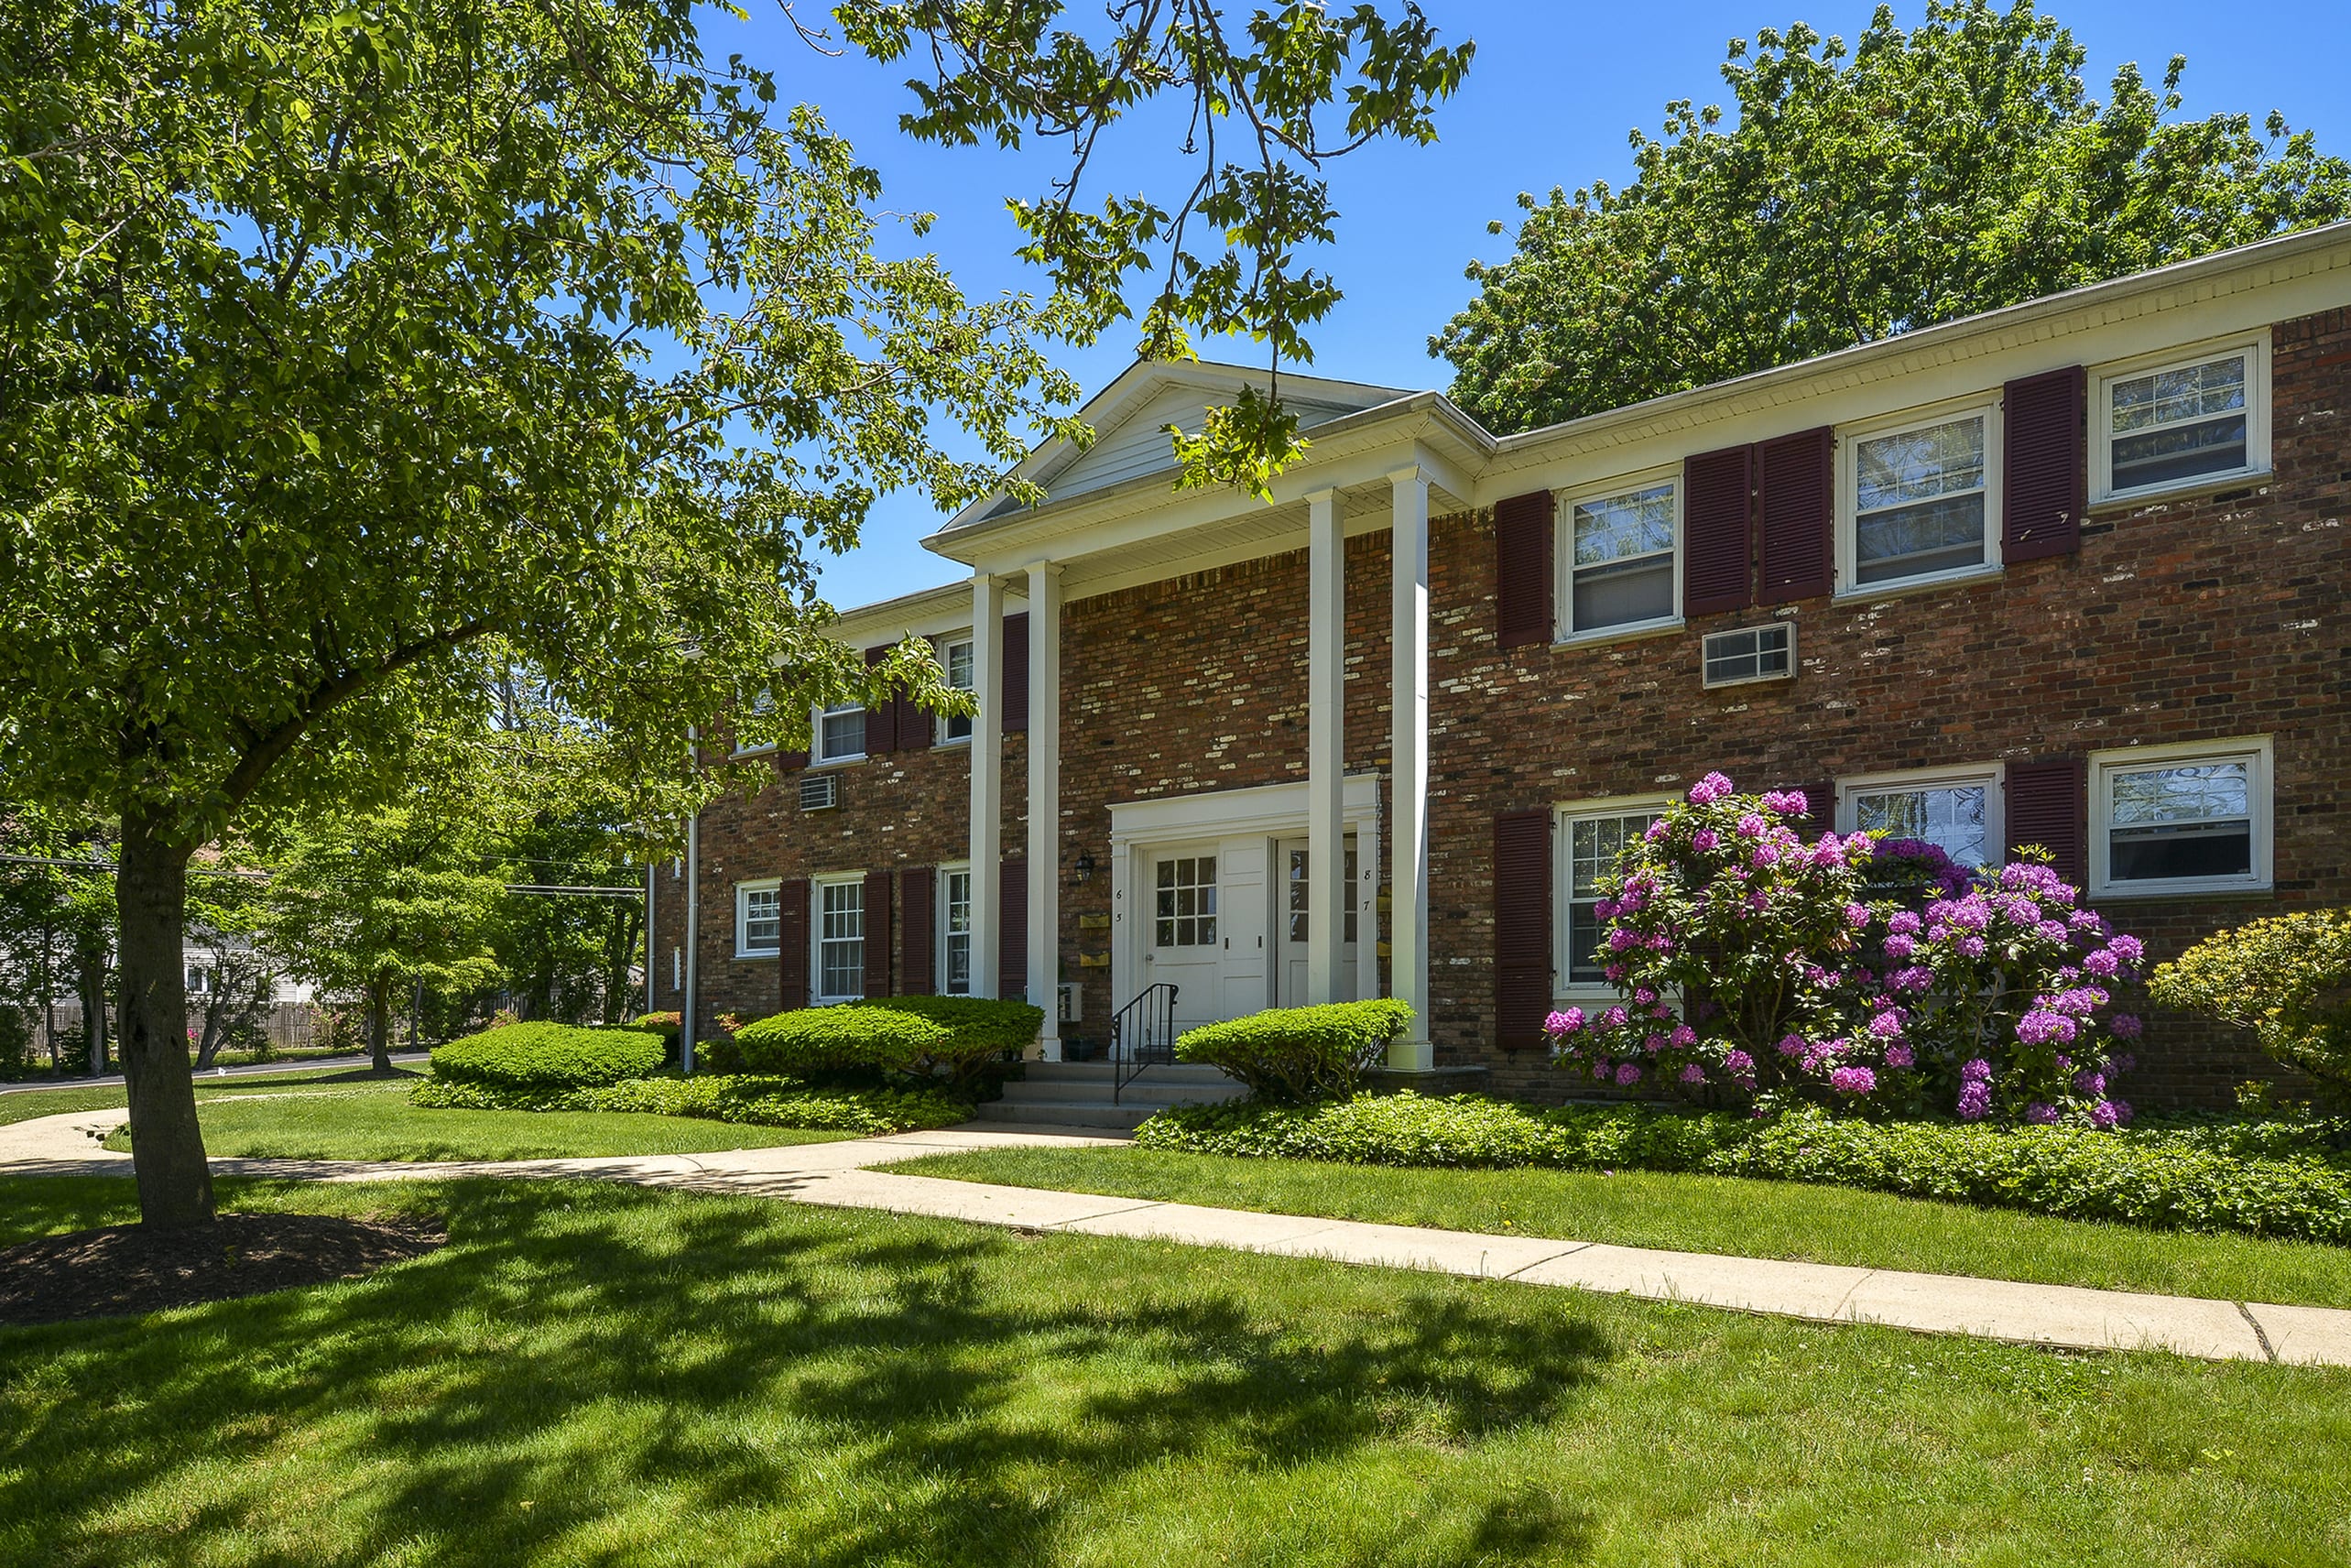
[
  {"xmin": 1432, "ymin": 0, "xmax": 2351, "ymax": 435},
  {"xmin": 0, "ymin": 0, "xmax": 1469, "ymax": 1225}
]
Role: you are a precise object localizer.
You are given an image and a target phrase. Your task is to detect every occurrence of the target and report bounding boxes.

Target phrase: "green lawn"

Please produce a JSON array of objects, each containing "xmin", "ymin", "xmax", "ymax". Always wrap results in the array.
[
  {"xmin": 898, "ymin": 1145, "xmax": 2351, "ymax": 1312},
  {"xmin": 0, "ymin": 1175, "xmax": 2346, "ymax": 1567},
  {"xmin": 0, "ymin": 1066, "xmax": 411, "ymax": 1127},
  {"xmin": 93, "ymin": 1078, "xmax": 852, "ymax": 1160}
]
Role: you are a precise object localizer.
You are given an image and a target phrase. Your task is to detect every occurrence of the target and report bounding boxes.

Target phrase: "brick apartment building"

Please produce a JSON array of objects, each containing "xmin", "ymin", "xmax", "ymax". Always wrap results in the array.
[{"xmin": 650, "ymin": 223, "xmax": 2351, "ymax": 1107}]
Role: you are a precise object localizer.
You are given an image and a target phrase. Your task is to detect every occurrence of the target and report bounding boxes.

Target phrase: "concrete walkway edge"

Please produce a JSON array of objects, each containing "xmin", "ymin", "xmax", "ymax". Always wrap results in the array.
[{"xmin": 4, "ymin": 1108, "xmax": 2346, "ymax": 1367}]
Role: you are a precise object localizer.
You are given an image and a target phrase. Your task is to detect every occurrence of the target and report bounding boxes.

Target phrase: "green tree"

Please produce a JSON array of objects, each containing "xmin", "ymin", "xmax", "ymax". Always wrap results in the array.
[
  {"xmin": 185, "ymin": 867, "xmax": 279, "ymax": 1069},
  {"xmin": 262, "ymin": 804, "xmax": 505, "ymax": 1073},
  {"xmin": 0, "ymin": 808, "xmax": 114, "ymax": 1075},
  {"xmin": 1433, "ymin": 0, "xmax": 2351, "ymax": 434},
  {"xmin": 0, "ymin": 0, "xmax": 1467, "ymax": 1225}
]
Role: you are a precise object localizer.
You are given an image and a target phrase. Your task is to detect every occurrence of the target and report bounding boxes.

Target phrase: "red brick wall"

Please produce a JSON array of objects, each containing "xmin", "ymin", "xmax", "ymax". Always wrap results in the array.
[{"xmin": 1427, "ymin": 306, "xmax": 2350, "ymax": 1106}]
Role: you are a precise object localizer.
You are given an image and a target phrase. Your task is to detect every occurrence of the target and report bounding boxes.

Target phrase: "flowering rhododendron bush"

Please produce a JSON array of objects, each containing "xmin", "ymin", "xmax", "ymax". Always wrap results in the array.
[{"xmin": 1546, "ymin": 772, "xmax": 2146, "ymax": 1127}]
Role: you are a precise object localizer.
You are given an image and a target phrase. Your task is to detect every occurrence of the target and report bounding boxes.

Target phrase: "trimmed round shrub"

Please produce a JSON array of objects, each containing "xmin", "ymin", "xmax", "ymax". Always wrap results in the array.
[
  {"xmin": 854, "ymin": 995, "xmax": 1043, "ymax": 1083},
  {"xmin": 1175, "ymin": 999, "xmax": 1413, "ymax": 1103},
  {"xmin": 430, "ymin": 1021, "xmax": 664, "ymax": 1090},
  {"xmin": 732, "ymin": 1005, "xmax": 950, "ymax": 1077},
  {"xmin": 2152, "ymin": 911, "xmax": 2351, "ymax": 1101}
]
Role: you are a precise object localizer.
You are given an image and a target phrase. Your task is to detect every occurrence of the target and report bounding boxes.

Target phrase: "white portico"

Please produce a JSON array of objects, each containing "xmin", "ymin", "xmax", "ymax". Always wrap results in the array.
[{"xmin": 932, "ymin": 358, "xmax": 1487, "ymax": 1067}]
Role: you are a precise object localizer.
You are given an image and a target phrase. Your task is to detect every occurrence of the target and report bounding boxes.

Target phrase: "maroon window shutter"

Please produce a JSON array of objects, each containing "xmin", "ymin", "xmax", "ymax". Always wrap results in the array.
[
  {"xmin": 778, "ymin": 746, "xmax": 810, "ymax": 772},
  {"xmin": 862, "ymin": 869, "xmax": 894, "ymax": 998},
  {"xmin": 1000, "ymin": 612, "xmax": 1029, "ymax": 734},
  {"xmin": 1682, "ymin": 446, "xmax": 1754, "ymax": 615},
  {"xmin": 1790, "ymin": 778, "xmax": 1836, "ymax": 838},
  {"xmin": 1494, "ymin": 491, "xmax": 1556, "ymax": 649},
  {"xmin": 778, "ymin": 877, "xmax": 811, "ymax": 1011},
  {"xmin": 863, "ymin": 645, "xmax": 898, "ymax": 753},
  {"xmin": 2004, "ymin": 757, "xmax": 2087, "ymax": 887},
  {"xmin": 2004, "ymin": 365, "xmax": 2085, "ymax": 563},
  {"xmin": 899, "ymin": 866, "xmax": 935, "ymax": 996},
  {"xmin": 997, "ymin": 862, "xmax": 1028, "ymax": 1001},
  {"xmin": 1757, "ymin": 426, "xmax": 1835, "ymax": 604},
  {"xmin": 1493, "ymin": 810, "xmax": 1554, "ymax": 1051}
]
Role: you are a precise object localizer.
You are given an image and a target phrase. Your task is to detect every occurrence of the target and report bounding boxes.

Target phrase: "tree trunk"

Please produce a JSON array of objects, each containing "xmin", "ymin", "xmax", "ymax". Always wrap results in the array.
[
  {"xmin": 115, "ymin": 809, "xmax": 213, "ymax": 1229},
  {"xmin": 366, "ymin": 983, "xmax": 393, "ymax": 1073}
]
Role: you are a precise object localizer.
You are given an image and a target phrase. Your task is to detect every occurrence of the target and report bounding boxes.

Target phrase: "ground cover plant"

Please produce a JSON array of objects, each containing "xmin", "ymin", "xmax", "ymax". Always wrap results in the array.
[
  {"xmin": 413, "ymin": 1073, "xmax": 969, "ymax": 1137},
  {"xmin": 899, "ymin": 1144, "xmax": 2351, "ymax": 1311},
  {"xmin": 104, "ymin": 1080, "xmax": 856, "ymax": 1162},
  {"xmin": 1176, "ymin": 999, "xmax": 1414, "ymax": 1102},
  {"xmin": 1126, "ymin": 1094, "xmax": 2351, "ymax": 1247},
  {"xmin": 1, "ymin": 1173, "xmax": 2346, "ymax": 1567}
]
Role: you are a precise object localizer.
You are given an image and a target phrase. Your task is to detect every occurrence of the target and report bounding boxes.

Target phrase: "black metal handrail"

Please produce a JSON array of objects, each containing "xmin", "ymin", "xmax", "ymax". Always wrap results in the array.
[{"xmin": 1111, "ymin": 982, "xmax": 1180, "ymax": 1105}]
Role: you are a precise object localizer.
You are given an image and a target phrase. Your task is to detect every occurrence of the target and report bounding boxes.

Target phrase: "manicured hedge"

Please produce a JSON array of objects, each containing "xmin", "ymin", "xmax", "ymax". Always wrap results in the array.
[
  {"xmin": 855, "ymin": 996, "xmax": 1042, "ymax": 1084},
  {"xmin": 731, "ymin": 1006, "xmax": 949, "ymax": 1076},
  {"xmin": 1175, "ymin": 999, "xmax": 1413, "ymax": 1102},
  {"xmin": 430, "ymin": 1022, "xmax": 665, "ymax": 1091},
  {"xmin": 410, "ymin": 1073, "xmax": 969, "ymax": 1135},
  {"xmin": 1135, "ymin": 1094, "xmax": 2351, "ymax": 1246}
]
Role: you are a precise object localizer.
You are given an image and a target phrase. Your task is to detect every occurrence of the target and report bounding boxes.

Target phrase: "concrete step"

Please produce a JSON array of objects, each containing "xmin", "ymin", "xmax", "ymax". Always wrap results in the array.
[
  {"xmin": 1018, "ymin": 1060, "xmax": 1233, "ymax": 1084},
  {"xmin": 995, "ymin": 1075, "xmax": 1244, "ymax": 1110},
  {"xmin": 964, "ymin": 1100, "xmax": 1159, "ymax": 1131}
]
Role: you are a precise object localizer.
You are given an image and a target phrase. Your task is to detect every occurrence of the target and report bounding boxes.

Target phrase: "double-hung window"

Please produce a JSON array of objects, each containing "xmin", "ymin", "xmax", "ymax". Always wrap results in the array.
[
  {"xmin": 814, "ymin": 702, "xmax": 865, "ymax": 764},
  {"xmin": 1556, "ymin": 800, "xmax": 1668, "ymax": 989},
  {"xmin": 941, "ymin": 865, "xmax": 974, "ymax": 996},
  {"xmin": 1561, "ymin": 476, "xmax": 1678, "ymax": 637},
  {"xmin": 940, "ymin": 636, "xmax": 975, "ymax": 743},
  {"xmin": 1838, "ymin": 768, "xmax": 2002, "ymax": 869},
  {"xmin": 736, "ymin": 880, "xmax": 781, "ymax": 958},
  {"xmin": 814, "ymin": 877, "xmax": 865, "ymax": 1001},
  {"xmin": 2090, "ymin": 738, "xmax": 2272, "ymax": 897},
  {"xmin": 2095, "ymin": 336, "xmax": 2269, "ymax": 501},
  {"xmin": 1845, "ymin": 405, "xmax": 1997, "ymax": 589}
]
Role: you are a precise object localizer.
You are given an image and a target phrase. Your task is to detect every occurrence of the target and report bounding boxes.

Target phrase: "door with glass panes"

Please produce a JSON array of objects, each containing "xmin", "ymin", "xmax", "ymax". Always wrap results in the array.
[
  {"xmin": 1274, "ymin": 835, "xmax": 1359, "ymax": 1007},
  {"xmin": 1144, "ymin": 844, "xmax": 1231, "ymax": 1034}
]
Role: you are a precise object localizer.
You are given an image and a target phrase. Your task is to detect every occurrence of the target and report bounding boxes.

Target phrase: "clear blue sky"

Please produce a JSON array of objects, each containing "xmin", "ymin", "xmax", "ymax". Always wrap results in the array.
[{"xmin": 713, "ymin": 1, "xmax": 2351, "ymax": 611}]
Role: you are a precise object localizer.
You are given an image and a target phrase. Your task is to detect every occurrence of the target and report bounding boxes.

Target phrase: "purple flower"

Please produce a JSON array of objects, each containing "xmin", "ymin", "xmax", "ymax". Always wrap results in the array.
[
  {"xmin": 2109, "ymin": 1099, "xmax": 2134, "ymax": 1125},
  {"xmin": 1776, "ymin": 1033, "xmax": 1806, "ymax": 1058},
  {"xmin": 1887, "ymin": 910, "xmax": 1922, "ymax": 937},
  {"xmin": 1844, "ymin": 903, "xmax": 1872, "ymax": 930},
  {"xmin": 1750, "ymin": 844, "xmax": 1781, "ymax": 867},
  {"xmin": 1889, "ymin": 966, "xmax": 1933, "ymax": 994},
  {"xmin": 1670, "ymin": 1023, "xmax": 1697, "ymax": 1048},
  {"xmin": 1882, "ymin": 933, "xmax": 1915, "ymax": 960},
  {"xmin": 1614, "ymin": 1062, "xmax": 1643, "ymax": 1087},
  {"xmin": 1959, "ymin": 1057, "xmax": 1992, "ymax": 1083},
  {"xmin": 2111, "ymin": 1053, "xmax": 2138, "ymax": 1075},
  {"xmin": 2014, "ymin": 1007, "xmax": 2079, "ymax": 1046},
  {"xmin": 2088, "ymin": 1100, "xmax": 2120, "ymax": 1130},
  {"xmin": 2073, "ymin": 1069, "xmax": 2106, "ymax": 1097},
  {"xmin": 1602, "ymin": 1007, "xmax": 1629, "ymax": 1029},
  {"xmin": 1679, "ymin": 1062, "xmax": 1707, "ymax": 1085},
  {"xmin": 1604, "ymin": 964, "xmax": 1627, "ymax": 983},
  {"xmin": 2082, "ymin": 948, "xmax": 2120, "ymax": 978},
  {"xmin": 1736, "ymin": 811, "xmax": 1767, "ymax": 838},
  {"xmin": 1957, "ymin": 934, "xmax": 1986, "ymax": 959},
  {"xmin": 2037, "ymin": 920, "xmax": 2071, "ymax": 942},
  {"xmin": 2107, "ymin": 934, "xmax": 2145, "ymax": 964},
  {"xmin": 1762, "ymin": 789, "xmax": 1808, "ymax": 817},
  {"xmin": 1693, "ymin": 828, "xmax": 1721, "ymax": 853},
  {"xmin": 1884, "ymin": 1043, "xmax": 1915, "ymax": 1069},
  {"xmin": 1607, "ymin": 928, "xmax": 1638, "ymax": 952},
  {"xmin": 2024, "ymin": 1102, "xmax": 2060, "ymax": 1126},
  {"xmin": 1633, "ymin": 986, "xmax": 1657, "ymax": 1005},
  {"xmin": 1829, "ymin": 1065, "xmax": 1878, "ymax": 1096},
  {"xmin": 1644, "ymin": 818, "xmax": 1670, "ymax": 842},
  {"xmin": 2108, "ymin": 1012, "xmax": 2143, "ymax": 1040},
  {"xmin": 1723, "ymin": 1049, "xmax": 1756, "ymax": 1076},
  {"xmin": 1956, "ymin": 1080, "xmax": 1992, "ymax": 1120},
  {"xmin": 1867, "ymin": 1010, "xmax": 1905, "ymax": 1040},
  {"xmin": 1688, "ymin": 771, "xmax": 1736, "ymax": 805},
  {"xmin": 1592, "ymin": 1062, "xmax": 1611, "ymax": 1081},
  {"xmin": 1545, "ymin": 1007, "xmax": 1585, "ymax": 1036},
  {"xmin": 1643, "ymin": 1033, "xmax": 1667, "ymax": 1054}
]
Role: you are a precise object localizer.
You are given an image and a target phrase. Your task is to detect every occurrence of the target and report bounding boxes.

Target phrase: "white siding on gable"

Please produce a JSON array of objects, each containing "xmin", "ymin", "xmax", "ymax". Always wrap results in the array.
[{"xmin": 1042, "ymin": 386, "xmax": 1369, "ymax": 504}]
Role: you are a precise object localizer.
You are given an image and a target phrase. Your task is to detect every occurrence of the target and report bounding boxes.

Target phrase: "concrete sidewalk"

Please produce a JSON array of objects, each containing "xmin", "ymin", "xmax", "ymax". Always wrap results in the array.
[{"xmin": 5, "ymin": 1105, "xmax": 2347, "ymax": 1367}]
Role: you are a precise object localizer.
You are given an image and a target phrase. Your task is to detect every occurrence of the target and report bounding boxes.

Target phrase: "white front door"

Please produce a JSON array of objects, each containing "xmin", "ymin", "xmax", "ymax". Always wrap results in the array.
[
  {"xmin": 1140, "ymin": 837, "xmax": 1267, "ymax": 1035},
  {"xmin": 1275, "ymin": 835, "xmax": 1360, "ymax": 1007}
]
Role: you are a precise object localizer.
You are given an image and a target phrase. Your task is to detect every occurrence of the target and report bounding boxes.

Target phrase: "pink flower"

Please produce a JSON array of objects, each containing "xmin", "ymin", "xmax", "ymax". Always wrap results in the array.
[
  {"xmin": 1644, "ymin": 819, "xmax": 1670, "ymax": 842},
  {"xmin": 1867, "ymin": 1011, "xmax": 1904, "ymax": 1040},
  {"xmin": 1844, "ymin": 903, "xmax": 1871, "ymax": 929},
  {"xmin": 2107, "ymin": 934, "xmax": 2146, "ymax": 964},
  {"xmin": 1723, "ymin": 1049, "xmax": 1755, "ymax": 1076},
  {"xmin": 1959, "ymin": 1057, "xmax": 1992, "ymax": 1082},
  {"xmin": 2024, "ymin": 1102, "xmax": 2059, "ymax": 1126},
  {"xmin": 1693, "ymin": 828, "xmax": 1720, "ymax": 853},
  {"xmin": 1884, "ymin": 1043, "xmax": 1914, "ymax": 1069},
  {"xmin": 2082, "ymin": 949, "xmax": 2120, "ymax": 978},
  {"xmin": 1669, "ymin": 1023, "xmax": 1696, "ymax": 1047},
  {"xmin": 1736, "ymin": 812, "xmax": 1767, "ymax": 838},
  {"xmin": 1829, "ymin": 1065, "xmax": 1878, "ymax": 1096},
  {"xmin": 1544, "ymin": 1008, "xmax": 1585, "ymax": 1036},
  {"xmin": 1688, "ymin": 771, "xmax": 1736, "ymax": 805},
  {"xmin": 1614, "ymin": 1062, "xmax": 1643, "ymax": 1087},
  {"xmin": 1956, "ymin": 1080, "xmax": 1991, "ymax": 1120},
  {"xmin": 1633, "ymin": 986, "xmax": 1657, "ymax": 1005},
  {"xmin": 1602, "ymin": 1007, "xmax": 1628, "ymax": 1029},
  {"xmin": 1776, "ymin": 1033, "xmax": 1806, "ymax": 1058},
  {"xmin": 1679, "ymin": 1062, "xmax": 1707, "ymax": 1085}
]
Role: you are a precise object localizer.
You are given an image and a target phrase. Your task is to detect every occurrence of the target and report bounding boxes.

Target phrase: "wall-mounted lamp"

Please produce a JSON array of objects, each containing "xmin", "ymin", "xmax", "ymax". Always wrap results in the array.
[{"xmin": 1072, "ymin": 851, "xmax": 1097, "ymax": 886}]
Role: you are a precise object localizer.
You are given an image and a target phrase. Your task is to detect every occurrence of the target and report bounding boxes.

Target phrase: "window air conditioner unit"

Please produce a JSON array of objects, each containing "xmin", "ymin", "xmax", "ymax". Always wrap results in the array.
[
  {"xmin": 1702, "ymin": 622, "xmax": 1795, "ymax": 689},
  {"xmin": 799, "ymin": 771, "xmax": 840, "ymax": 811}
]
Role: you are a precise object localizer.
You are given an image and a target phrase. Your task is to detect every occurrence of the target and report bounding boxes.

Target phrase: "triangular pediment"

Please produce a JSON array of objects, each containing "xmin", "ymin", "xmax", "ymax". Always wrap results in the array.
[{"xmin": 941, "ymin": 359, "xmax": 1413, "ymax": 532}]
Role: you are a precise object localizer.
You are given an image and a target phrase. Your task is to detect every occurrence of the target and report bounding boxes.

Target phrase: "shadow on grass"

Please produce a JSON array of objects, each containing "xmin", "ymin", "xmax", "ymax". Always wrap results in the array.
[{"xmin": 0, "ymin": 1176, "xmax": 1606, "ymax": 1567}]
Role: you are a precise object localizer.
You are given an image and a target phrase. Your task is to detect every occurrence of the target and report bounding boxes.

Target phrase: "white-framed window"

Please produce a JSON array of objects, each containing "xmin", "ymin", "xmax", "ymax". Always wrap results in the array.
[
  {"xmin": 2093, "ymin": 333, "xmax": 2269, "ymax": 504},
  {"xmin": 813, "ymin": 875, "xmax": 865, "ymax": 1001},
  {"xmin": 2090, "ymin": 737, "xmax": 2272, "ymax": 898},
  {"xmin": 1553, "ymin": 797, "xmax": 1671, "ymax": 993},
  {"xmin": 813, "ymin": 702, "xmax": 865, "ymax": 764},
  {"xmin": 1557, "ymin": 472, "xmax": 1679, "ymax": 639},
  {"xmin": 939, "ymin": 634, "xmax": 975, "ymax": 744},
  {"xmin": 1153, "ymin": 855, "xmax": 1218, "ymax": 948},
  {"xmin": 1837, "ymin": 767, "xmax": 2003, "ymax": 870},
  {"xmin": 731, "ymin": 687, "xmax": 779, "ymax": 758},
  {"xmin": 735, "ymin": 879, "xmax": 781, "ymax": 958},
  {"xmin": 1840, "ymin": 399, "xmax": 2001, "ymax": 592},
  {"xmin": 941, "ymin": 863, "xmax": 974, "ymax": 996}
]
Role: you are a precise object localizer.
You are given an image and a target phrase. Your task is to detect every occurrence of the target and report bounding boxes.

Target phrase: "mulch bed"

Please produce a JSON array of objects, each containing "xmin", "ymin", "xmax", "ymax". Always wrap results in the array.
[{"xmin": 0, "ymin": 1212, "xmax": 446, "ymax": 1327}]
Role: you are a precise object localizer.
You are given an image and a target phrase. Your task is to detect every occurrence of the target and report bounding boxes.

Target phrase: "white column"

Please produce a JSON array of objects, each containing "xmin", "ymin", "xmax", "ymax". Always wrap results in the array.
[
  {"xmin": 1305, "ymin": 487, "xmax": 1346, "ymax": 1005},
  {"xmin": 968, "ymin": 573, "xmax": 1003, "ymax": 999},
  {"xmin": 1025, "ymin": 561, "xmax": 1063, "ymax": 1060},
  {"xmin": 1388, "ymin": 463, "xmax": 1433, "ymax": 1071}
]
